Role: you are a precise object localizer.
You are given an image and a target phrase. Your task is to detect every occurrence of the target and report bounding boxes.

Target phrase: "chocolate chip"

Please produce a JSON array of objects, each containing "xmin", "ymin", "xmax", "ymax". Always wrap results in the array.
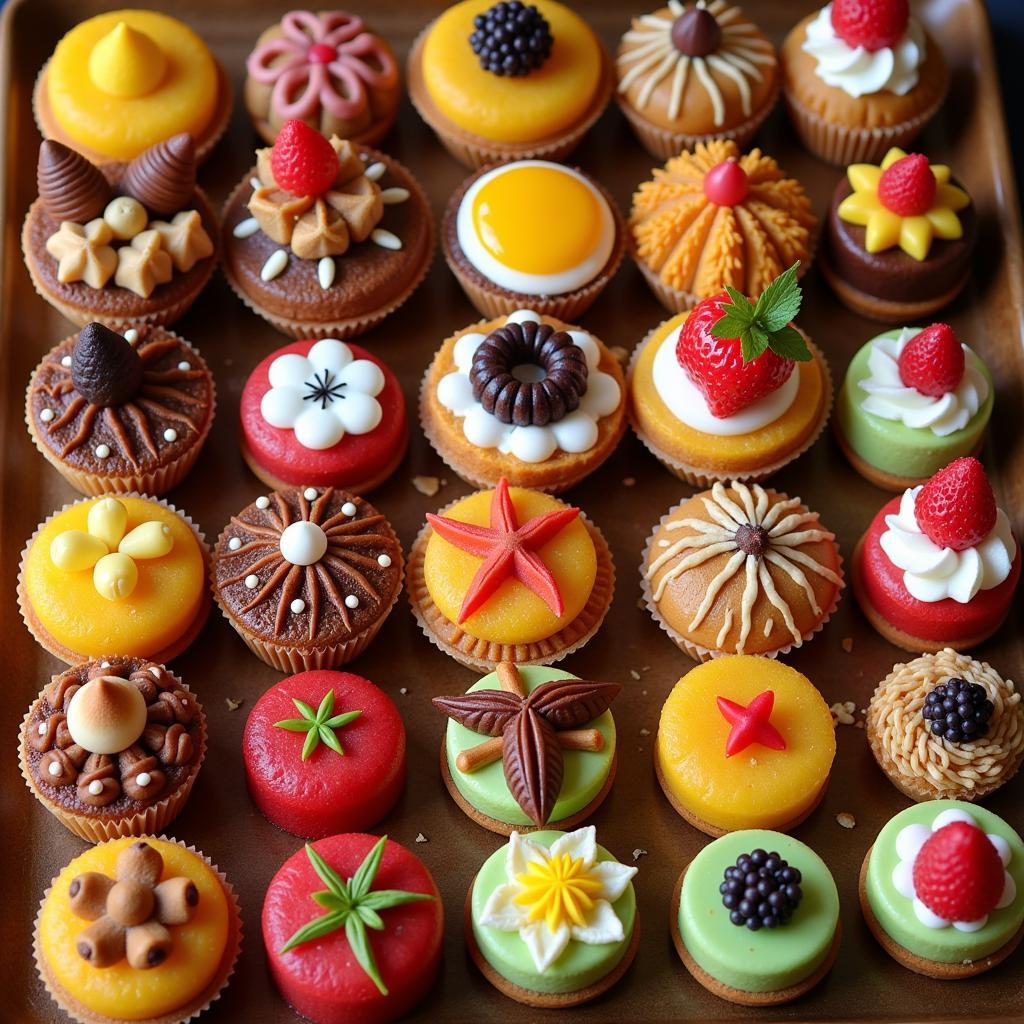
[
  {"xmin": 147, "ymin": 947, "xmax": 167, "ymax": 966},
  {"xmin": 670, "ymin": 7, "xmax": 721, "ymax": 57},
  {"xmin": 186, "ymin": 883, "xmax": 199, "ymax": 906}
]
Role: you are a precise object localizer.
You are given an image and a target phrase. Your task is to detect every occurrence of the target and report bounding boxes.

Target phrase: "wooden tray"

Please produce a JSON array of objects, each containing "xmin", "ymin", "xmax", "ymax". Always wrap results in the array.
[{"xmin": 1, "ymin": 1, "xmax": 1021, "ymax": 1021}]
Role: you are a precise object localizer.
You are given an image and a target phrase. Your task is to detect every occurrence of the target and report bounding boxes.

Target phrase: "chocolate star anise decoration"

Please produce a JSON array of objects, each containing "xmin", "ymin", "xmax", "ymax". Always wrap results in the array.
[{"xmin": 433, "ymin": 662, "xmax": 621, "ymax": 826}]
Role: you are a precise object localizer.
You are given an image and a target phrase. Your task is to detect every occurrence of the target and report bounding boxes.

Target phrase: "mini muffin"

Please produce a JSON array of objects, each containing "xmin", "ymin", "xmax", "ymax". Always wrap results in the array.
[
  {"xmin": 222, "ymin": 119, "xmax": 434, "ymax": 339},
  {"xmin": 407, "ymin": 478, "xmax": 614, "ymax": 671},
  {"xmin": 245, "ymin": 10, "xmax": 401, "ymax": 146},
  {"xmin": 408, "ymin": 0, "xmax": 613, "ymax": 168},
  {"xmin": 656, "ymin": 657, "xmax": 836, "ymax": 836},
  {"xmin": 240, "ymin": 337, "xmax": 407, "ymax": 493},
  {"xmin": 263, "ymin": 834, "xmax": 442, "ymax": 1024},
  {"xmin": 835, "ymin": 323, "xmax": 992, "ymax": 491},
  {"xmin": 33, "ymin": 9, "xmax": 232, "ymax": 163},
  {"xmin": 18, "ymin": 494, "xmax": 210, "ymax": 665},
  {"xmin": 629, "ymin": 140, "xmax": 816, "ymax": 313},
  {"xmin": 866, "ymin": 649, "xmax": 1024, "ymax": 803},
  {"xmin": 468, "ymin": 826, "xmax": 638, "ymax": 1007},
  {"xmin": 616, "ymin": 1, "xmax": 779, "ymax": 160},
  {"xmin": 642, "ymin": 481, "xmax": 844, "ymax": 661},
  {"xmin": 628, "ymin": 270, "xmax": 831, "ymax": 485},
  {"xmin": 852, "ymin": 458, "xmax": 1020, "ymax": 653},
  {"xmin": 443, "ymin": 160, "xmax": 624, "ymax": 322},
  {"xmin": 26, "ymin": 322, "xmax": 215, "ymax": 497},
  {"xmin": 433, "ymin": 662, "xmax": 620, "ymax": 834},
  {"xmin": 860, "ymin": 801, "xmax": 1024, "ymax": 978},
  {"xmin": 673, "ymin": 831, "xmax": 840, "ymax": 1004},
  {"xmin": 822, "ymin": 148, "xmax": 976, "ymax": 321},
  {"xmin": 22, "ymin": 137, "xmax": 217, "ymax": 330},
  {"xmin": 422, "ymin": 309, "xmax": 625, "ymax": 493},
  {"xmin": 781, "ymin": 0, "xmax": 947, "ymax": 165},
  {"xmin": 211, "ymin": 486, "xmax": 403, "ymax": 673},
  {"xmin": 243, "ymin": 669, "xmax": 405, "ymax": 838}
]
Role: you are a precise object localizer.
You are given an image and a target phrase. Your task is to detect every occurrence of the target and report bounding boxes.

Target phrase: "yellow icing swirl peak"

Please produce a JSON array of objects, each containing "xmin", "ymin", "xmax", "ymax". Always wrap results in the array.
[{"xmin": 88, "ymin": 20, "xmax": 167, "ymax": 98}]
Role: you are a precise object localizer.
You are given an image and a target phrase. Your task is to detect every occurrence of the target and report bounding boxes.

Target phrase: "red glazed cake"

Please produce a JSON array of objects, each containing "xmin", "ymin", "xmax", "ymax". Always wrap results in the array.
[
  {"xmin": 240, "ymin": 338, "xmax": 407, "ymax": 492},
  {"xmin": 263, "ymin": 833, "xmax": 443, "ymax": 1024},
  {"xmin": 243, "ymin": 670, "xmax": 406, "ymax": 838}
]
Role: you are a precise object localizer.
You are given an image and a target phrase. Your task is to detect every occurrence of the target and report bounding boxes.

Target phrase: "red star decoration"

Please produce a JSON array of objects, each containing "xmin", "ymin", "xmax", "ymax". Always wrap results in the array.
[
  {"xmin": 425, "ymin": 478, "xmax": 580, "ymax": 623},
  {"xmin": 716, "ymin": 690, "xmax": 786, "ymax": 757}
]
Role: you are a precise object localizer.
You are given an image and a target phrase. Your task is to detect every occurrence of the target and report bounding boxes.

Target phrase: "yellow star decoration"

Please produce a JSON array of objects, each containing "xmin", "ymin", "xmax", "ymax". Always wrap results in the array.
[
  {"xmin": 513, "ymin": 852, "xmax": 604, "ymax": 933},
  {"xmin": 838, "ymin": 147, "xmax": 970, "ymax": 261}
]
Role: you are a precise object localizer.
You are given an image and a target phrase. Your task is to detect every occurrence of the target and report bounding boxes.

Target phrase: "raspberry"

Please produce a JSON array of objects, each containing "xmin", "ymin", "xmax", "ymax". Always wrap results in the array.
[
  {"xmin": 878, "ymin": 153, "xmax": 937, "ymax": 216},
  {"xmin": 912, "ymin": 822, "xmax": 1004, "ymax": 923},
  {"xmin": 914, "ymin": 457, "xmax": 997, "ymax": 552},
  {"xmin": 270, "ymin": 119, "xmax": 338, "ymax": 198},
  {"xmin": 831, "ymin": 0, "xmax": 909, "ymax": 52},
  {"xmin": 897, "ymin": 323, "xmax": 965, "ymax": 396},
  {"xmin": 703, "ymin": 159, "xmax": 749, "ymax": 207}
]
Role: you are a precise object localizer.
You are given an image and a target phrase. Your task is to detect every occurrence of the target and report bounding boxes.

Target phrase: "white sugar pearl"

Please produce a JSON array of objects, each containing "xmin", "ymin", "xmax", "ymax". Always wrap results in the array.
[
  {"xmin": 101, "ymin": 661, "xmax": 111, "ymax": 668},
  {"xmin": 95, "ymin": 444, "xmax": 110, "ymax": 459},
  {"xmin": 37, "ymin": 722, "xmax": 47, "ymax": 735},
  {"xmin": 48, "ymin": 762, "xmax": 61, "ymax": 777},
  {"xmin": 344, "ymin": 595, "xmax": 359, "ymax": 609},
  {"xmin": 163, "ymin": 428, "xmax": 178, "ymax": 442},
  {"xmin": 40, "ymin": 408, "xmax": 54, "ymax": 423},
  {"xmin": 124, "ymin": 329, "xmax": 139, "ymax": 344},
  {"xmin": 244, "ymin": 574, "xmax": 259, "ymax": 589},
  {"xmin": 228, "ymin": 537, "xmax": 242, "ymax": 551},
  {"xmin": 377, "ymin": 554, "xmax": 392, "ymax": 568},
  {"xmin": 303, "ymin": 487, "xmax": 318, "ymax": 501},
  {"xmin": 61, "ymin": 355, "xmax": 72, "ymax": 367},
  {"xmin": 177, "ymin": 361, "xmax": 190, "ymax": 371},
  {"xmin": 136, "ymin": 772, "xmax": 152, "ymax": 787},
  {"xmin": 149, "ymin": 666, "xmax": 161, "ymax": 677},
  {"xmin": 342, "ymin": 501, "xmax": 357, "ymax": 517},
  {"xmin": 290, "ymin": 598, "xmax": 306, "ymax": 614},
  {"xmin": 256, "ymin": 496, "xmax": 270, "ymax": 509},
  {"xmin": 88, "ymin": 780, "xmax": 104, "ymax": 796},
  {"xmin": 364, "ymin": 161, "xmax": 386, "ymax": 181}
]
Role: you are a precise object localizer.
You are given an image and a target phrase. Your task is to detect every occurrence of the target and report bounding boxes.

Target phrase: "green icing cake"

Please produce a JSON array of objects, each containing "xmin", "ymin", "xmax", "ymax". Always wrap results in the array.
[
  {"xmin": 836, "ymin": 330, "xmax": 992, "ymax": 480},
  {"xmin": 677, "ymin": 829, "xmax": 839, "ymax": 993},
  {"xmin": 445, "ymin": 666, "xmax": 616, "ymax": 827},
  {"xmin": 470, "ymin": 830, "xmax": 637, "ymax": 994},
  {"xmin": 865, "ymin": 800, "xmax": 1024, "ymax": 964}
]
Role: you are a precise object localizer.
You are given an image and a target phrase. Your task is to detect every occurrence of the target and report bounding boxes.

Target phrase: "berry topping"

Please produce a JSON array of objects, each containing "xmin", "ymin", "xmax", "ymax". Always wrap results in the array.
[
  {"xmin": 912, "ymin": 821, "xmax": 1004, "ymax": 923},
  {"xmin": 470, "ymin": 1, "xmax": 553, "ymax": 77},
  {"xmin": 671, "ymin": 7, "xmax": 721, "ymax": 58},
  {"xmin": 703, "ymin": 158, "xmax": 749, "ymax": 207},
  {"xmin": 675, "ymin": 264, "xmax": 810, "ymax": 418},
  {"xmin": 877, "ymin": 153, "xmax": 937, "ymax": 216},
  {"xmin": 914, "ymin": 457, "xmax": 997, "ymax": 552},
  {"xmin": 720, "ymin": 849, "xmax": 802, "ymax": 930},
  {"xmin": 922, "ymin": 677, "xmax": 993, "ymax": 742},
  {"xmin": 269, "ymin": 119, "xmax": 338, "ymax": 198},
  {"xmin": 897, "ymin": 323, "xmax": 965, "ymax": 396},
  {"xmin": 716, "ymin": 690, "xmax": 786, "ymax": 757},
  {"xmin": 306, "ymin": 43, "xmax": 336, "ymax": 65},
  {"xmin": 830, "ymin": 0, "xmax": 909, "ymax": 53}
]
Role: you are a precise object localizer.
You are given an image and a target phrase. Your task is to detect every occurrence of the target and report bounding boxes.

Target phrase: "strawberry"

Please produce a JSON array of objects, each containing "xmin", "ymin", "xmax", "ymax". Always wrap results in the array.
[
  {"xmin": 897, "ymin": 323, "xmax": 965, "ymax": 396},
  {"xmin": 914, "ymin": 457, "xmax": 997, "ymax": 551},
  {"xmin": 270, "ymin": 119, "xmax": 338, "ymax": 198},
  {"xmin": 912, "ymin": 822, "xmax": 1004, "ymax": 923},
  {"xmin": 877, "ymin": 153, "xmax": 937, "ymax": 216},
  {"xmin": 830, "ymin": 0, "xmax": 909, "ymax": 52}
]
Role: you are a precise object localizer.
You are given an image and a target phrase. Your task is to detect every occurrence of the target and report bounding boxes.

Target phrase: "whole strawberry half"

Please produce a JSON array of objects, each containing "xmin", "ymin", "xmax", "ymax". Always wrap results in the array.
[
  {"xmin": 676, "ymin": 292, "xmax": 795, "ymax": 418},
  {"xmin": 912, "ymin": 821, "xmax": 1004, "ymax": 923},
  {"xmin": 897, "ymin": 323, "xmax": 965, "ymax": 396},
  {"xmin": 831, "ymin": 0, "xmax": 910, "ymax": 52},
  {"xmin": 878, "ymin": 153, "xmax": 936, "ymax": 216},
  {"xmin": 914, "ymin": 456, "xmax": 997, "ymax": 551},
  {"xmin": 270, "ymin": 119, "xmax": 339, "ymax": 198}
]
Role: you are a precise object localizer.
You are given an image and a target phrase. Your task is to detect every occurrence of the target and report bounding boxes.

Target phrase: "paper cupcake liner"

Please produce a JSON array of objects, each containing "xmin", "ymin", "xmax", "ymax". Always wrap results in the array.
[
  {"xmin": 17, "ymin": 492, "xmax": 211, "ymax": 666},
  {"xmin": 405, "ymin": 499, "xmax": 614, "ymax": 671},
  {"xmin": 34, "ymin": 835, "xmax": 242, "ymax": 1024},
  {"xmin": 638, "ymin": 496, "xmax": 845, "ymax": 663},
  {"xmin": 407, "ymin": 26, "xmax": 614, "ymax": 169}
]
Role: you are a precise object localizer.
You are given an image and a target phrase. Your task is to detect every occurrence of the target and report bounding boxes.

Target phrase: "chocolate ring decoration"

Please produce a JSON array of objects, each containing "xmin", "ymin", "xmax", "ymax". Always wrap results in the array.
[{"xmin": 469, "ymin": 321, "xmax": 588, "ymax": 427}]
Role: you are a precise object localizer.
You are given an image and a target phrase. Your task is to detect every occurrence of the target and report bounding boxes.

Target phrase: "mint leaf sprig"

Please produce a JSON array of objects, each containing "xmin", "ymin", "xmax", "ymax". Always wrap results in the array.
[
  {"xmin": 710, "ymin": 261, "xmax": 811, "ymax": 364},
  {"xmin": 274, "ymin": 688, "xmax": 361, "ymax": 761},
  {"xmin": 280, "ymin": 836, "xmax": 434, "ymax": 995}
]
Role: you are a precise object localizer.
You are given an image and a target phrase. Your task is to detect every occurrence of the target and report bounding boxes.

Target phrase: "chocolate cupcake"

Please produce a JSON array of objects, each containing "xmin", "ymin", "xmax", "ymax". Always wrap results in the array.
[
  {"xmin": 211, "ymin": 486, "xmax": 404, "ymax": 672},
  {"xmin": 26, "ymin": 322, "xmax": 215, "ymax": 496},
  {"xmin": 19, "ymin": 658, "xmax": 206, "ymax": 843},
  {"xmin": 22, "ymin": 136, "xmax": 217, "ymax": 330}
]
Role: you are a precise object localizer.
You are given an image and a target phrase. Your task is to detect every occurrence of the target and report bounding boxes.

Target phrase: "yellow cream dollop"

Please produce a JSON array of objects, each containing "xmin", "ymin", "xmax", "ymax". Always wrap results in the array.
[{"xmin": 88, "ymin": 21, "xmax": 167, "ymax": 98}]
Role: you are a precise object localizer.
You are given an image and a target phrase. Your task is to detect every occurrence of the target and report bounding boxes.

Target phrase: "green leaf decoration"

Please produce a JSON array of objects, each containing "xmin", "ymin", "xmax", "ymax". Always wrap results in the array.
[
  {"xmin": 273, "ymin": 689, "xmax": 362, "ymax": 761},
  {"xmin": 279, "ymin": 835, "xmax": 435, "ymax": 997}
]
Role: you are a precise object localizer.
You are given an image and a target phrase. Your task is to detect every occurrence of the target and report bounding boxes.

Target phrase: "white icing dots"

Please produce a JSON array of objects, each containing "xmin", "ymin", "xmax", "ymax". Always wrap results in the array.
[
  {"xmin": 88, "ymin": 780, "xmax": 104, "ymax": 796},
  {"xmin": 136, "ymin": 772, "xmax": 152, "ymax": 787},
  {"xmin": 61, "ymin": 355, "xmax": 73, "ymax": 367},
  {"xmin": 124, "ymin": 329, "xmax": 139, "ymax": 345},
  {"xmin": 256, "ymin": 496, "xmax": 271, "ymax": 510},
  {"xmin": 37, "ymin": 722, "xmax": 47, "ymax": 735},
  {"xmin": 95, "ymin": 444, "xmax": 111, "ymax": 459},
  {"xmin": 228, "ymin": 537, "xmax": 242, "ymax": 551},
  {"xmin": 279, "ymin": 520, "xmax": 328, "ymax": 566},
  {"xmin": 177, "ymin": 360, "xmax": 190, "ymax": 371},
  {"xmin": 377, "ymin": 554, "xmax": 392, "ymax": 568},
  {"xmin": 40, "ymin": 408, "xmax": 55, "ymax": 423},
  {"xmin": 244, "ymin": 574, "xmax": 259, "ymax": 589},
  {"xmin": 344, "ymin": 594, "xmax": 359, "ymax": 609},
  {"xmin": 48, "ymin": 762, "xmax": 61, "ymax": 777},
  {"xmin": 290, "ymin": 598, "xmax": 306, "ymax": 614},
  {"xmin": 163, "ymin": 428, "xmax": 178, "ymax": 442},
  {"xmin": 303, "ymin": 487, "xmax": 319, "ymax": 501},
  {"xmin": 341, "ymin": 501, "xmax": 357, "ymax": 517}
]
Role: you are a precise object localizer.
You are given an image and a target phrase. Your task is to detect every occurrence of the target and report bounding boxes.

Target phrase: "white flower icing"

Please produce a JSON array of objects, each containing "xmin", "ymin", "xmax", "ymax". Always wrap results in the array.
[
  {"xmin": 880, "ymin": 487, "xmax": 1015, "ymax": 603},
  {"xmin": 261, "ymin": 339, "xmax": 384, "ymax": 451},
  {"xmin": 436, "ymin": 310, "xmax": 621, "ymax": 463},
  {"xmin": 802, "ymin": 3, "xmax": 926, "ymax": 98},
  {"xmin": 858, "ymin": 328, "xmax": 988, "ymax": 437},
  {"xmin": 892, "ymin": 808, "xmax": 1015, "ymax": 930}
]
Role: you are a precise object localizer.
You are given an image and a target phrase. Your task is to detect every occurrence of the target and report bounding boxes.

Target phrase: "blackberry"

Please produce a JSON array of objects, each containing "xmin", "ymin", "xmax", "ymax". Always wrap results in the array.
[
  {"xmin": 719, "ymin": 848, "xmax": 802, "ymax": 930},
  {"xmin": 469, "ymin": 1, "xmax": 553, "ymax": 77},
  {"xmin": 922, "ymin": 677, "xmax": 993, "ymax": 742}
]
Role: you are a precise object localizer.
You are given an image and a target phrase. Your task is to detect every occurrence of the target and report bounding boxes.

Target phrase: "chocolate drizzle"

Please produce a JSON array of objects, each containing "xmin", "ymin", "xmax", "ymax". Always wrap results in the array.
[
  {"xmin": 121, "ymin": 134, "xmax": 197, "ymax": 217},
  {"xmin": 37, "ymin": 140, "xmax": 112, "ymax": 224}
]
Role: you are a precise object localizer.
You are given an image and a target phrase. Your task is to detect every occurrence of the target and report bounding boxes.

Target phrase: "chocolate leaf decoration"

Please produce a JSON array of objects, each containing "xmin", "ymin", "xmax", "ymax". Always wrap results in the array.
[
  {"xmin": 432, "ymin": 690, "xmax": 523, "ymax": 737},
  {"xmin": 502, "ymin": 708, "xmax": 562, "ymax": 827},
  {"xmin": 526, "ymin": 680, "xmax": 622, "ymax": 730}
]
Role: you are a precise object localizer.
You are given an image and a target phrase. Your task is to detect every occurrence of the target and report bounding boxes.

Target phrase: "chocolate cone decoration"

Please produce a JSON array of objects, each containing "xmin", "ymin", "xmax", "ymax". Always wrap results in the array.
[
  {"xmin": 121, "ymin": 133, "xmax": 196, "ymax": 216},
  {"xmin": 71, "ymin": 323, "xmax": 144, "ymax": 407},
  {"xmin": 37, "ymin": 140, "xmax": 111, "ymax": 224},
  {"xmin": 671, "ymin": 7, "xmax": 721, "ymax": 57}
]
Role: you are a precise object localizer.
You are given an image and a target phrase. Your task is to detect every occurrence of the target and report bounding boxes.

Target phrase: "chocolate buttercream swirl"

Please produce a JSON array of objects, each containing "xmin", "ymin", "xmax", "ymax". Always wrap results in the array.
[
  {"xmin": 44, "ymin": 674, "xmax": 82, "ymax": 710},
  {"xmin": 121, "ymin": 134, "xmax": 197, "ymax": 217},
  {"xmin": 146, "ymin": 690, "xmax": 196, "ymax": 726},
  {"xmin": 119, "ymin": 745, "xmax": 166, "ymax": 801},
  {"xmin": 37, "ymin": 140, "xmax": 112, "ymax": 224},
  {"xmin": 40, "ymin": 744, "xmax": 88, "ymax": 786},
  {"xmin": 78, "ymin": 753, "xmax": 121, "ymax": 806},
  {"xmin": 30, "ymin": 712, "xmax": 68, "ymax": 752},
  {"xmin": 143, "ymin": 723, "xmax": 194, "ymax": 766}
]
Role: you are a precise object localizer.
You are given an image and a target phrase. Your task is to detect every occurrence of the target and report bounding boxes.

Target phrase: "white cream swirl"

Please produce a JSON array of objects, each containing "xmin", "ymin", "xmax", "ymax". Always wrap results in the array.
[
  {"xmin": 802, "ymin": 3, "xmax": 926, "ymax": 98},
  {"xmin": 880, "ymin": 486, "xmax": 1015, "ymax": 603},
  {"xmin": 858, "ymin": 328, "xmax": 989, "ymax": 437}
]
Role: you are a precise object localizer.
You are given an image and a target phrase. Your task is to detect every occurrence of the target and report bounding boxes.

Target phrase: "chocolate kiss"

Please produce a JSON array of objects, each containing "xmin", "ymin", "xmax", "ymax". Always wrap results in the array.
[
  {"xmin": 671, "ymin": 7, "xmax": 721, "ymax": 57},
  {"xmin": 120, "ymin": 133, "xmax": 196, "ymax": 216},
  {"xmin": 71, "ymin": 323, "xmax": 144, "ymax": 407},
  {"xmin": 37, "ymin": 140, "xmax": 111, "ymax": 224}
]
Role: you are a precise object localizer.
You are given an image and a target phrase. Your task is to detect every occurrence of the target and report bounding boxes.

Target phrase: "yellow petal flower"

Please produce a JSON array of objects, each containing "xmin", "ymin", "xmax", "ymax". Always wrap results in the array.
[
  {"xmin": 898, "ymin": 216, "xmax": 934, "ymax": 261},
  {"xmin": 880, "ymin": 148, "xmax": 907, "ymax": 170},
  {"xmin": 838, "ymin": 191, "xmax": 881, "ymax": 225},
  {"xmin": 936, "ymin": 183, "xmax": 970, "ymax": 212},
  {"xmin": 931, "ymin": 165, "xmax": 951, "ymax": 185},
  {"xmin": 864, "ymin": 209, "xmax": 903, "ymax": 252},
  {"xmin": 926, "ymin": 207, "xmax": 964, "ymax": 240},
  {"xmin": 847, "ymin": 164, "xmax": 882, "ymax": 193}
]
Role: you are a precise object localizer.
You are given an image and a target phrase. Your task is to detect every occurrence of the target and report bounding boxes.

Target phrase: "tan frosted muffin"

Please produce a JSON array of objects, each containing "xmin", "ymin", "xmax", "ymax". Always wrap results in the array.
[
  {"xmin": 866, "ymin": 649, "xmax": 1024, "ymax": 804},
  {"xmin": 642, "ymin": 481, "xmax": 844, "ymax": 661},
  {"xmin": 616, "ymin": 1, "xmax": 779, "ymax": 160}
]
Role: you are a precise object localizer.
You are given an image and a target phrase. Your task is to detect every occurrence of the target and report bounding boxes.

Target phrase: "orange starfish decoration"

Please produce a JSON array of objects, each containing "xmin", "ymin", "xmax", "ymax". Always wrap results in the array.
[{"xmin": 425, "ymin": 478, "xmax": 580, "ymax": 623}]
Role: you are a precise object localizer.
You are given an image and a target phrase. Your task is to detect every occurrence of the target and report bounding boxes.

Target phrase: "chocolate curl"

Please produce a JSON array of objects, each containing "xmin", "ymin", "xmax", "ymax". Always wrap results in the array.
[
  {"xmin": 76, "ymin": 916, "xmax": 126, "ymax": 968},
  {"xmin": 126, "ymin": 920, "xmax": 172, "ymax": 969},
  {"xmin": 77, "ymin": 753, "xmax": 120, "ymax": 806},
  {"xmin": 69, "ymin": 872, "xmax": 115, "ymax": 920},
  {"xmin": 121, "ymin": 133, "xmax": 196, "ymax": 216},
  {"xmin": 154, "ymin": 876, "xmax": 199, "ymax": 925},
  {"xmin": 37, "ymin": 140, "xmax": 111, "ymax": 224},
  {"xmin": 116, "ymin": 841, "xmax": 164, "ymax": 888}
]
